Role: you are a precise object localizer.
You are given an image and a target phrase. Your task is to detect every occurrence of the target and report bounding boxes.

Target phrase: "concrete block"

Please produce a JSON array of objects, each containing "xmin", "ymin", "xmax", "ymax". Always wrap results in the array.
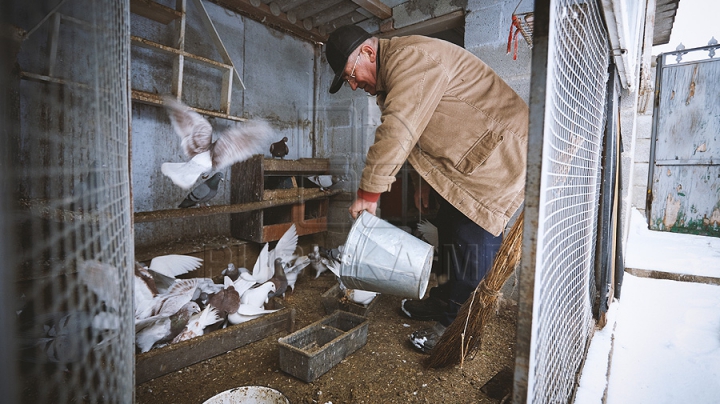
[
  {"xmin": 635, "ymin": 115, "xmax": 654, "ymax": 139},
  {"xmin": 634, "ymin": 137, "xmax": 651, "ymax": 163}
]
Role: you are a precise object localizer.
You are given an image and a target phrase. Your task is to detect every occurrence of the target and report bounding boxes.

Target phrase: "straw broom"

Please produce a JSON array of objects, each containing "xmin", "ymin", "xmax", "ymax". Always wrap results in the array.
[{"xmin": 425, "ymin": 211, "xmax": 524, "ymax": 368}]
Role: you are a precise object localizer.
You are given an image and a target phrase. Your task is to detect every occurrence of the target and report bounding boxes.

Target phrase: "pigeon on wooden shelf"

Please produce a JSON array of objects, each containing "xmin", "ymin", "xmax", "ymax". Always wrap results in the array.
[
  {"xmin": 269, "ymin": 136, "xmax": 289, "ymax": 158},
  {"xmin": 178, "ymin": 172, "xmax": 224, "ymax": 208},
  {"xmin": 269, "ymin": 258, "xmax": 288, "ymax": 298},
  {"xmin": 240, "ymin": 281, "xmax": 275, "ymax": 309},
  {"xmin": 171, "ymin": 305, "xmax": 221, "ymax": 343},
  {"xmin": 306, "ymin": 174, "xmax": 347, "ymax": 191},
  {"xmin": 227, "ymin": 304, "xmax": 279, "ymax": 325},
  {"xmin": 161, "ymin": 96, "xmax": 273, "ymax": 189},
  {"xmin": 135, "ymin": 301, "xmax": 200, "ymax": 353}
]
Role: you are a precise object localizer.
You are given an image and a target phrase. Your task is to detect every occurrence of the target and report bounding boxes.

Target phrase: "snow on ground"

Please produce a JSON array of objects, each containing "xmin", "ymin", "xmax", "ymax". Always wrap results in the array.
[{"xmin": 574, "ymin": 208, "xmax": 720, "ymax": 404}]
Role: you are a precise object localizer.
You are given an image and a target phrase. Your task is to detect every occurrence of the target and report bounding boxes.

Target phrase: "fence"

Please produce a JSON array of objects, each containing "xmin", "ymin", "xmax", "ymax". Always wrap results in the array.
[
  {"xmin": 516, "ymin": 0, "xmax": 610, "ymax": 402},
  {"xmin": 8, "ymin": 0, "xmax": 134, "ymax": 402}
]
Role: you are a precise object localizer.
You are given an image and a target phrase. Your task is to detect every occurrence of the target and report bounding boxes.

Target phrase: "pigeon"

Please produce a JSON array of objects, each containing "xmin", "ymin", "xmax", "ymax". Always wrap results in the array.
[
  {"xmin": 78, "ymin": 260, "xmax": 121, "ymax": 310},
  {"xmin": 206, "ymin": 277, "xmax": 241, "ymax": 321},
  {"xmin": 306, "ymin": 175, "xmax": 346, "ymax": 191},
  {"xmin": 221, "ymin": 263, "xmax": 240, "ymax": 282},
  {"xmin": 269, "ymin": 136, "xmax": 289, "ymax": 158},
  {"xmin": 284, "ymin": 255, "xmax": 311, "ymax": 295},
  {"xmin": 241, "ymin": 224, "xmax": 298, "ymax": 285},
  {"xmin": 171, "ymin": 305, "xmax": 221, "ymax": 343},
  {"xmin": 416, "ymin": 219, "xmax": 439, "ymax": 251},
  {"xmin": 240, "ymin": 281, "xmax": 275, "ymax": 309},
  {"xmin": 346, "ymin": 289, "xmax": 378, "ymax": 306},
  {"xmin": 135, "ymin": 278, "xmax": 199, "ymax": 321},
  {"xmin": 135, "ymin": 301, "xmax": 200, "ymax": 353},
  {"xmin": 227, "ymin": 304, "xmax": 279, "ymax": 325},
  {"xmin": 148, "ymin": 254, "xmax": 203, "ymax": 278},
  {"xmin": 178, "ymin": 172, "xmax": 224, "ymax": 208},
  {"xmin": 309, "ymin": 244, "xmax": 338, "ymax": 279},
  {"xmin": 269, "ymin": 258, "xmax": 288, "ymax": 298},
  {"xmin": 161, "ymin": 96, "xmax": 274, "ymax": 189}
]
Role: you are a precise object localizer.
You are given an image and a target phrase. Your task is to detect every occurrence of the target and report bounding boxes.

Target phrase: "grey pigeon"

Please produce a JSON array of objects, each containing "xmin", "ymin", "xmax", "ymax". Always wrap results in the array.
[
  {"xmin": 269, "ymin": 136, "xmax": 289, "ymax": 158},
  {"xmin": 306, "ymin": 175, "xmax": 346, "ymax": 191},
  {"xmin": 269, "ymin": 258, "xmax": 288, "ymax": 298},
  {"xmin": 178, "ymin": 172, "xmax": 224, "ymax": 208}
]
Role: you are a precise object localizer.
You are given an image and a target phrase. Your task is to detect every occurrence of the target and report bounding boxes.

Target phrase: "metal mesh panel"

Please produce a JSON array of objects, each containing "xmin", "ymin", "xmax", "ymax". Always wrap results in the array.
[
  {"xmin": 13, "ymin": 1, "xmax": 133, "ymax": 402},
  {"xmin": 523, "ymin": 1, "xmax": 610, "ymax": 402}
]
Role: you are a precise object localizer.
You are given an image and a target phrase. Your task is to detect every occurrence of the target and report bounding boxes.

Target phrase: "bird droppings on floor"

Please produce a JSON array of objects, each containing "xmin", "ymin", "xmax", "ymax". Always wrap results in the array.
[{"xmin": 135, "ymin": 263, "xmax": 517, "ymax": 404}]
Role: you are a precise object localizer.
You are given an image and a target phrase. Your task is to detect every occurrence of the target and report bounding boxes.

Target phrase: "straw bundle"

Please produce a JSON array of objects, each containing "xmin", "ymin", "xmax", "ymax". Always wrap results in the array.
[{"xmin": 426, "ymin": 211, "xmax": 524, "ymax": 368}]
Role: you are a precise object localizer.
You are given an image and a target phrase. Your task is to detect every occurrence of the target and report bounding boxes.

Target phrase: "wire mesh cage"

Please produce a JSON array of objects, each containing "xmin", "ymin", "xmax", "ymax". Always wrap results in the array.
[
  {"xmin": 518, "ymin": 0, "xmax": 611, "ymax": 402},
  {"xmin": 9, "ymin": 0, "xmax": 134, "ymax": 402}
]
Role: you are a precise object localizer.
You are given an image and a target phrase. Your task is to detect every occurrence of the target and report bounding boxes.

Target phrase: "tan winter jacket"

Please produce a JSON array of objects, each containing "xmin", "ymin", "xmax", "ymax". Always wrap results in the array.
[{"xmin": 360, "ymin": 36, "xmax": 528, "ymax": 236}]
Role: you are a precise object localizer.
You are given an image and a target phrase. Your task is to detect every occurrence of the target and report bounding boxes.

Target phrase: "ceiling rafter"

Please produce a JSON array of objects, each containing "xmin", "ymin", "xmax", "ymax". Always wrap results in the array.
[{"xmin": 350, "ymin": 0, "xmax": 391, "ymax": 20}]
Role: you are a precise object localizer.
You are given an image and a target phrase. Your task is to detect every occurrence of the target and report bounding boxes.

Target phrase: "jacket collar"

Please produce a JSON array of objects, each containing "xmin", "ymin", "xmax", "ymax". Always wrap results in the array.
[{"xmin": 375, "ymin": 38, "xmax": 388, "ymax": 95}]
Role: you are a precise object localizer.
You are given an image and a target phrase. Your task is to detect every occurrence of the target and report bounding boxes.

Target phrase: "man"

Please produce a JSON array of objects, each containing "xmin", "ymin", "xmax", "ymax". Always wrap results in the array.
[{"xmin": 325, "ymin": 25, "xmax": 527, "ymax": 353}]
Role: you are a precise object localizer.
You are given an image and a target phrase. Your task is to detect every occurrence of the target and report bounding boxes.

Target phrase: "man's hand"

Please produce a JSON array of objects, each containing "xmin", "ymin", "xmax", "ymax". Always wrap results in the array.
[
  {"xmin": 349, "ymin": 197, "xmax": 378, "ymax": 219},
  {"xmin": 414, "ymin": 182, "xmax": 430, "ymax": 213}
]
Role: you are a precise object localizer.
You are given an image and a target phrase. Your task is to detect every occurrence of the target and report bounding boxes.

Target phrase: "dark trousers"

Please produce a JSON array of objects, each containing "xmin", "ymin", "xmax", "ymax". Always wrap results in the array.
[{"xmin": 428, "ymin": 197, "xmax": 503, "ymax": 327}]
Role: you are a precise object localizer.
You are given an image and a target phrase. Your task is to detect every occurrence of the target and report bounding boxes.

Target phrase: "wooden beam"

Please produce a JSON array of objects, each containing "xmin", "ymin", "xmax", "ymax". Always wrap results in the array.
[
  {"xmin": 131, "ymin": 90, "xmax": 247, "ymax": 122},
  {"xmin": 378, "ymin": 9, "xmax": 464, "ymax": 38},
  {"xmin": 130, "ymin": 0, "xmax": 183, "ymax": 24},
  {"xmin": 350, "ymin": 0, "xmax": 391, "ymax": 20},
  {"xmin": 134, "ymin": 188, "xmax": 342, "ymax": 222},
  {"xmin": 209, "ymin": 0, "xmax": 327, "ymax": 43}
]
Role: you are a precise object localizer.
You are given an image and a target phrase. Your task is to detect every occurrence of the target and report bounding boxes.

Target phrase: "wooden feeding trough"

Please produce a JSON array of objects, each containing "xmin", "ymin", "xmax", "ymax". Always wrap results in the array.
[
  {"xmin": 136, "ymin": 298, "xmax": 295, "ymax": 384},
  {"xmin": 321, "ymin": 283, "xmax": 381, "ymax": 316}
]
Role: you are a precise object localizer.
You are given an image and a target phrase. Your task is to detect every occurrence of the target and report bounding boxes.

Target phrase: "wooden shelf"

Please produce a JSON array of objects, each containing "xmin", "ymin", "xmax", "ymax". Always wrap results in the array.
[
  {"xmin": 231, "ymin": 156, "xmax": 334, "ymax": 243},
  {"xmin": 130, "ymin": 0, "xmax": 182, "ymax": 25}
]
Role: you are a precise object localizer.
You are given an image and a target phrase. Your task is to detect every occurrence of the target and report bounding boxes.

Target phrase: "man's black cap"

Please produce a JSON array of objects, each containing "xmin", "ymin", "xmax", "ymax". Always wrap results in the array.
[{"xmin": 325, "ymin": 25, "xmax": 371, "ymax": 94}]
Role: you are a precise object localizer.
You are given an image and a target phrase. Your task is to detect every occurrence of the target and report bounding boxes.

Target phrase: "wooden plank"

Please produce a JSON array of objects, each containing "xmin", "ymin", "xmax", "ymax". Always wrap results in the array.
[
  {"xmin": 135, "ymin": 300, "xmax": 294, "ymax": 384},
  {"xmin": 131, "ymin": 90, "xmax": 247, "ymax": 122},
  {"xmin": 131, "ymin": 35, "xmax": 233, "ymax": 70},
  {"xmin": 378, "ymin": 9, "xmax": 464, "ymax": 38},
  {"xmin": 231, "ymin": 155, "xmax": 265, "ymax": 242},
  {"xmin": 209, "ymin": 0, "xmax": 327, "ymax": 43},
  {"xmin": 263, "ymin": 157, "xmax": 330, "ymax": 174},
  {"xmin": 130, "ymin": 0, "xmax": 183, "ymax": 24},
  {"xmin": 350, "ymin": 0, "xmax": 392, "ymax": 20},
  {"xmin": 134, "ymin": 188, "xmax": 341, "ymax": 222}
]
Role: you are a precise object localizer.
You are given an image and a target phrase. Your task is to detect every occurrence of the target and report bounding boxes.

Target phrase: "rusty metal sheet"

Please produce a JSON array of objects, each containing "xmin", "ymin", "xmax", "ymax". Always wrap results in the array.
[{"xmin": 649, "ymin": 48, "xmax": 720, "ymax": 237}]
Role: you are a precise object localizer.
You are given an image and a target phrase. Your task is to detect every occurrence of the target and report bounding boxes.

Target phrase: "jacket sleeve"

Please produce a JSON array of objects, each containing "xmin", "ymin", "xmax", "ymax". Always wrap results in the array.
[{"xmin": 359, "ymin": 45, "xmax": 449, "ymax": 193}]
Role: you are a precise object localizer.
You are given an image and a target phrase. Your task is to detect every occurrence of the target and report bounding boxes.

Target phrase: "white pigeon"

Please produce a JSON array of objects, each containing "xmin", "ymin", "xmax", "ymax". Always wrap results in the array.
[
  {"xmin": 171, "ymin": 304, "xmax": 221, "ymax": 343},
  {"xmin": 241, "ymin": 224, "xmax": 298, "ymax": 284},
  {"xmin": 135, "ymin": 278, "xmax": 199, "ymax": 321},
  {"xmin": 327, "ymin": 260, "xmax": 377, "ymax": 306},
  {"xmin": 161, "ymin": 96, "xmax": 274, "ymax": 189},
  {"xmin": 148, "ymin": 254, "xmax": 203, "ymax": 278},
  {"xmin": 31, "ymin": 310, "xmax": 119, "ymax": 364},
  {"xmin": 308, "ymin": 244, "xmax": 335, "ymax": 279},
  {"xmin": 78, "ymin": 259, "xmax": 121, "ymax": 310},
  {"xmin": 135, "ymin": 301, "xmax": 200, "ymax": 353},
  {"xmin": 416, "ymin": 219, "xmax": 439, "ymax": 251},
  {"xmin": 227, "ymin": 304, "xmax": 279, "ymax": 325},
  {"xmin": 240, "ymin": 281, "xmax": 275, "ymax": 308},
  {"xmin": 284, "ymin": 255, "xmax": 311, "ymax": 294}
]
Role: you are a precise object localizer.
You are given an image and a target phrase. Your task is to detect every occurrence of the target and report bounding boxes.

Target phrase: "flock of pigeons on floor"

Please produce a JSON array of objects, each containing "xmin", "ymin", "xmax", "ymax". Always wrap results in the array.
[{"xmin": 133, "ymin": 224, "xmax": 377, "ymax": 353}]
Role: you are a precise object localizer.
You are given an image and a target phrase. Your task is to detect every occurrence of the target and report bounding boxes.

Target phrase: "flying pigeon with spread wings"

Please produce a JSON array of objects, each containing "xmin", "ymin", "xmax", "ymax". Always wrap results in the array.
[{"xmin": 161, "ymin": 96, "xmax": 274, "ymax": 189}]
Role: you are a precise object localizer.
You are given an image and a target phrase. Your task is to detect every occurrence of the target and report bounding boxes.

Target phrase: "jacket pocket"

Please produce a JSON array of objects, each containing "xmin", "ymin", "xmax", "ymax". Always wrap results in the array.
[{"xmin": 455, "ymin": 130, "xmax": 504, "ymax": 174}]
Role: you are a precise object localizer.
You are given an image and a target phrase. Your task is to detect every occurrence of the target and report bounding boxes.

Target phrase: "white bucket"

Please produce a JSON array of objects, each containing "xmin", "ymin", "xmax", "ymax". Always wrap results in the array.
[
  {"xmin": 202, "ymin": 386, "xmax": 289, "ymax": 404},
  {"xmin": 340, "ymin": 211, "xmax": 433, "ymax": 299}
]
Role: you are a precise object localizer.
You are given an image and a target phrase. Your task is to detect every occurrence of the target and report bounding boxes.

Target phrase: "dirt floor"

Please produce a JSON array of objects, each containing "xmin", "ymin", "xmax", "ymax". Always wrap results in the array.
[{"xmin": 135, "ymin": 266, "xmax": 518, "ymax": 404}]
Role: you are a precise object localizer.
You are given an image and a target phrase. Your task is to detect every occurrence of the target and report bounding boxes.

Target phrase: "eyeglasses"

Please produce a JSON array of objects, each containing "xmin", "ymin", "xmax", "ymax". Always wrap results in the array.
[{"xmin": 343, "ymin": 53, "xmax": 361, "ymax": 87}]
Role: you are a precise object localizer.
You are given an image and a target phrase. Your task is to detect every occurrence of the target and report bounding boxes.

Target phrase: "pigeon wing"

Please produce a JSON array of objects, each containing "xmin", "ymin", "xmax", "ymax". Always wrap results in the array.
[
  {"xmin": 269, "ymin": 224, "xmax": 298, "ymax": 265},
  {"xmin": 251, "ymin": 243, "xmax": 272, "ymax": 283},
  {"xmin": 162, "ymin": 96, "xmax": 213, "ymax": 158},
  {"xmin": 417, "ymin": 220, "xmax": 439, "ymax": 248},
  {"xmin": 211, "ymin": 120, "xmax": 274, "ymax": 170},
  {"xmin": 149, "ymin": 254, "xmax": 203, "ymax": 277}
]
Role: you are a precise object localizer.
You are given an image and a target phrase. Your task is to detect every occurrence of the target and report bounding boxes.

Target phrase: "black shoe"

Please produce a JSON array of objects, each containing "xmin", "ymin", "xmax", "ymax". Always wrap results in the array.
[
  {"xmin": 401, "ymin": 297, "xmax": 448, "ymax": 321},
  {"xmin": 409, "ymin": 322, "xmax": 447, "ymax": 354}
]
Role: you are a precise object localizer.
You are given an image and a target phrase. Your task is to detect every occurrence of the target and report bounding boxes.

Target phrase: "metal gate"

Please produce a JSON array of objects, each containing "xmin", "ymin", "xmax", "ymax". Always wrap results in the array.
[
  {"xmin": 515, "ymin": 0, "xmax": 610, "ymax": 402},
  {"xmin": 648, "ymin": 43, "xmax": 720, "ymax": 237},
  {"xmin": 8, "ymin": 1, "xmax": 135, "ymax": 402}
]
